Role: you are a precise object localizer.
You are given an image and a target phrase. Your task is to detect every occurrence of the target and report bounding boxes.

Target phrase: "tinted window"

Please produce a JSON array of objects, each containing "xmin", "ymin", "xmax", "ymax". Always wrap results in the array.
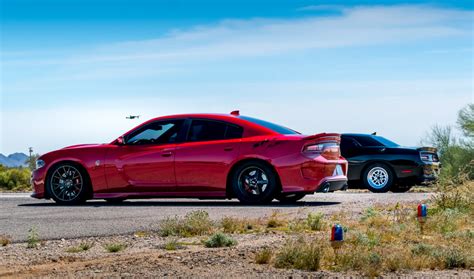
[
  {"xmin": 126, "ymin": 120, "xmax": 184, "ymax": 145},
  {"xmin": 226, "ymin": 125, "xmax": 244, "ymax": 139},
  {"xmin": 353, "ymin": 136, "xmax": 384, "ymax": 147},
  {"xmin": 373, "ymin": 136, "xmax": 399, "ymax": 147},
  {"xmin": 188, "ymin": 120, "xmax": 243, "ymax": 142},
  {"xmin": 239, "ymin": 116, "xmax": 299, "ymax": 135}
]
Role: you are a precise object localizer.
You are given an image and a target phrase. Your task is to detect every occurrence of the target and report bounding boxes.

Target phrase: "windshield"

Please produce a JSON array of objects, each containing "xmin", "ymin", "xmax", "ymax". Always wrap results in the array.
[
  {"xmin": 239, "ymin": 116, "xmax": 300, "ymax": 135},
  {"xmin": 373, "ymin": 136, "xmax": 399, "ymax": 147}
]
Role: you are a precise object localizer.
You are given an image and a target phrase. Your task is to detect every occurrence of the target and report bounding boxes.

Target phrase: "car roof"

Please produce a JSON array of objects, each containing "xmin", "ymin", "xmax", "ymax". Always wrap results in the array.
[{"xmin": 124, "ymin": 113, "xmax": 279, "ymax": 137}]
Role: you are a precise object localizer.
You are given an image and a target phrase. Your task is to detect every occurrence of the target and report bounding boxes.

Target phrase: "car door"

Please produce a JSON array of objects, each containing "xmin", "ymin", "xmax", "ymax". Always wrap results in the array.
[
  {"xmin": 105, "ymin": 119, "xmax": 185, "ymax": 192},
  {"xmin": 174, "ymin": 119, "xmax": 243, "ymax": 193}
]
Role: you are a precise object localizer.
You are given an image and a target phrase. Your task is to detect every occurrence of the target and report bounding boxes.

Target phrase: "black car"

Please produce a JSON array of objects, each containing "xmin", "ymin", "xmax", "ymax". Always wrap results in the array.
[{"xmin": 340, "ymin": 133, "xmax": 440, "ymax": 193}]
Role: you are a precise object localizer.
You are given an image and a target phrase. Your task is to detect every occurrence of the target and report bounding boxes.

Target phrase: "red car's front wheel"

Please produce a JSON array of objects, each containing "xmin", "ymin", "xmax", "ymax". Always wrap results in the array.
[
  {"xmin": 47, "ymin": 163, "xmax": 89, "ymax": 205},
  {"xmin": 232, "ymin": 161, "xmax": 277, "ymax": 204}
]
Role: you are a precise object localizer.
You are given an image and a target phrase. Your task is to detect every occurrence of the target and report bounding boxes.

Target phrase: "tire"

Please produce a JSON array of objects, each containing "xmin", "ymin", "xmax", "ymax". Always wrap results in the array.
[
  {"xmin": 47, "ymin": 163, "xmax": 90, "ymax": 205},
  {"xmin": 231, "ymin": 161, "xmax": 278, "ymax": 204},
  {"xmin": 105, "ymin": 198, "xmax": 126, "ymax": 204},
  {"xmin": 276, "ymin": 193, "xmax": 306, "ymax": 203},
  {"xmin": 391, "ymin": 185, "xmax": 412, "ymax": 193},
  {"xmin": 362, "ymin": 163, "xmax": 394, "ymax": 193}
]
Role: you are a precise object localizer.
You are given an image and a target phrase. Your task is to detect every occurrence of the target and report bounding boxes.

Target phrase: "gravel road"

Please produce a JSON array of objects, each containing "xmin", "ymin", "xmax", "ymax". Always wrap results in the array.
[{"xmin": 0, "ymin": 192, "xmax": 434, "ymax": 242}]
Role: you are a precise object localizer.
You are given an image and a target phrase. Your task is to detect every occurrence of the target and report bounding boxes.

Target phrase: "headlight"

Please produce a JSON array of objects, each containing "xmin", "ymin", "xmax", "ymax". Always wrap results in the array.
[{"xmin": 35, "ymin": 159, "xmax": 45, "ymax": 169}]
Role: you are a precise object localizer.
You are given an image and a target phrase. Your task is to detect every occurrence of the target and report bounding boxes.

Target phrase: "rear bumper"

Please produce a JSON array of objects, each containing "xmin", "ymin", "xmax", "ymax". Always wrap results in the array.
[
  {"xmin": 316, "ymin": 177, "xmax": 348, "ymax": 193},
  {"xmin": 277, "ymin": 154, "xmax": 349, "ymax": 194}
]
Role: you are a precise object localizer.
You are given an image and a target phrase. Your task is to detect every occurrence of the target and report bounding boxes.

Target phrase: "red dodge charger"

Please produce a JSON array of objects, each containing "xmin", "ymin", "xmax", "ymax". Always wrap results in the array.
[{"xmin": 31, "ymin": 111, "xmax": 348, "ymax": 204}]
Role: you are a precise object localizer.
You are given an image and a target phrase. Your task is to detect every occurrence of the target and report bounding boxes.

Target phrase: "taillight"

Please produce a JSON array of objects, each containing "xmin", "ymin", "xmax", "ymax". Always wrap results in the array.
[{"xmin": 303, "ymin": 142, "xmax": 340, "ymax": 158}]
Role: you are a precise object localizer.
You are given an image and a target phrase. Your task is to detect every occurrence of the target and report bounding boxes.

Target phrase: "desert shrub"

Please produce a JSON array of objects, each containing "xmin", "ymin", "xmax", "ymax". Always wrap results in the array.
[
  {"xmin": 204, "ymin": 233, "xmax": 236, "ymax": 248},
  {"xmin": 26, "ymin": 226, "xmax": 40, "ymax": 248},
  {"xmin": 0, "ymin": 166, "xmax": 31, "ymax": 191},
  {"xmin": 306, "ymin": 213, "xmax": 325, "ymax": 231},
  {"xmin": 104, "ymin": 242, "xmax": 126, "ymax": 253},
  {"xmin": 255, "ymin": 248, "xmax": 272, "ymax": 264},
  {"xmin": 66, "ymin": 242, "xmax": 93, "ymax": 253},
  {"xmin": 274, "ymin": 237, "xmax": 323, "ymax": 271},
  {"xmin": 422, "ymin": 104, "xmax": 474, "ymax": 181},
  {"xmin": 159, "ymin": 210, "xmax": 214, "ymax": 237},
  {"xmin": 162, "ymin": 239, "xmax": 183, "ymax": 251}
]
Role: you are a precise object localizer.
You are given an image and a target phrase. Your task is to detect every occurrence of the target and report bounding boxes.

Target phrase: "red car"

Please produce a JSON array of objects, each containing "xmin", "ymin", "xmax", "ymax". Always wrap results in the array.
[{"xmin": 32, "ymin": 111, "xmax": 348, "ymax": 205}]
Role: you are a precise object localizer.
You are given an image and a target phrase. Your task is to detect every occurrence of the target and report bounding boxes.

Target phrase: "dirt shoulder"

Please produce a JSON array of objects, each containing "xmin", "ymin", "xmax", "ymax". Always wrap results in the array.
[{"xmin": 1, "ymin": 232, "xmax": 472, "ymax": 278}]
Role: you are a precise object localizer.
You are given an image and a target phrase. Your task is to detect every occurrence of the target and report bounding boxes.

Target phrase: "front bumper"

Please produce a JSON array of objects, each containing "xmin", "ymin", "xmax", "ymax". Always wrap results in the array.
[{"xmin": 31, "ymin": 167, "xmax": 47, "ymax": 199}]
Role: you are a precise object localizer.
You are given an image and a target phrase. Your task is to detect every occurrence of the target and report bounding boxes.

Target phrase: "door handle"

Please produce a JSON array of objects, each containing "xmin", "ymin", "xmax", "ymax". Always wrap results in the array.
[
  {"xmin": 161, "ymin": 151, "xmax": 173, "ymax": 157},
  {"xmin": 224, "ymin": 147, "xmax": 234, "ymax": 151}
]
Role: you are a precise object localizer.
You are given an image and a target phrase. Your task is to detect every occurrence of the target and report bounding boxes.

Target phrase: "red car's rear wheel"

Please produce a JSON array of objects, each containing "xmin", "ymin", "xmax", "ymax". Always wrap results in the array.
[
  {"xmin": 47, "ymin": 163, "xmax": 89, "ymax": 205},
  {"xmin": 232, "ymin": 161, "xmax": 277, "ymax": 204}
]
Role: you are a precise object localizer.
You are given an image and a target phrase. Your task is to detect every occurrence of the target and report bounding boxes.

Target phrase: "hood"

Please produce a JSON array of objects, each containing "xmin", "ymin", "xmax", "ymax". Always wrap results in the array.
[{"xmin": 62, "ymin": 144, "xmax": 104, "ymax": 150}]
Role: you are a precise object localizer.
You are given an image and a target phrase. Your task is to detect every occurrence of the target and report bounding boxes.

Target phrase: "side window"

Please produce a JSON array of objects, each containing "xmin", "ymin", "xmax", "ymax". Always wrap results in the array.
[
  {"xmin": 353, "ymin": 136, "xmax": 383, "ymax": 147},
  {"xmin": 126, "ymin": 120, "xmax": 184, "ymax": 145},
  {"xmin": 188, "ymin": 120, "xmax": 243, "ymax": 142},
  {"xmin": 341, "ymin": 137, "xmax": 358, "ymax": 156},
  {"xmin": 225, "ymin": 124, "xmax": 243, "ymax": 139}
]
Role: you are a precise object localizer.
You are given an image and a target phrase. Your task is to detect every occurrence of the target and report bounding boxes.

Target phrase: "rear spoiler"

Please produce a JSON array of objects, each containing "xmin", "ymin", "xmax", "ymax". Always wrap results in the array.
[
  {"xmin": 417, "ymin": 146, "xmax": 438, "ymax": 153},
  {"xmin": 302, "ymin": 133, "xmax": 341, "ymax": 142}
]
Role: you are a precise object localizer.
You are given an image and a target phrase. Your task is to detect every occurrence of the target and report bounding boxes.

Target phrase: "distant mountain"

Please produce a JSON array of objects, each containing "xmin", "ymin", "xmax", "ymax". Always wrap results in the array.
[{"xmin": 0, "ymin": 153, "xmax": 29, "ymax": 167}]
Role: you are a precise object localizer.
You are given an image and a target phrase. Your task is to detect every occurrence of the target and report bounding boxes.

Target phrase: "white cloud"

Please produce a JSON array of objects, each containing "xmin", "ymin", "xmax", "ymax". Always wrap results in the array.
[{"xmin": 4, "ymin": 5, "xmax": 472, "ymax": 72}]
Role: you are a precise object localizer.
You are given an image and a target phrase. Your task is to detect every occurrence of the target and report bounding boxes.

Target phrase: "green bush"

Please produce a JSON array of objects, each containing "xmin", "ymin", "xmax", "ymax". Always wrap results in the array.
[
  {"xmin": 204, "ymin": 233, "xmax": 236, "ymax": 248},
  {"xmin": 0, "ymin": 166, "xmax": 31, "ymax": 191},
  {"xmin": 306, "ymin": 213, "xmax": 325, "ymax": 231},
  {"xmin": 104, "ymin": 242, "xmax": 126, "ymax": 253},
  {"xmin": 66, "ymin": 242, "xmax": 93, "ymax": 253},
  {"xmin": 27, "ymin": 226, "xmax": 40, "ymax": 248}
]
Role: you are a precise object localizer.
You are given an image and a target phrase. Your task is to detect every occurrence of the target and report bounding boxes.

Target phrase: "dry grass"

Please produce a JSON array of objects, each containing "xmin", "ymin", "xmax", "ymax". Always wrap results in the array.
[
  {"xmin": 66, "ymin": 242, "xmax": 93, "ymax": 253},
  {"xmin": 220, "ymin": 216, "xmax": 262, "ymax": 233},
  {"xmin": 162, "ymin": 238, "xmax": 184, "ymax": 251},
  {"xmin": 255, "ymin": 247, "xmax": 273, "ymax": 264},
  {"xmin": 274, "ymin": 237, "xmax": 324, "ymax": 271},
  {"xmin": 0, "ymin": 235, "xmax": 12, "ymax": 246},
  {"xmin": 268, "ymin": 181, "xmax": 474, "ymax": 276},
  {"xmin": 159, "ymin": 210, "xmax": 214, "ymax": 237}
]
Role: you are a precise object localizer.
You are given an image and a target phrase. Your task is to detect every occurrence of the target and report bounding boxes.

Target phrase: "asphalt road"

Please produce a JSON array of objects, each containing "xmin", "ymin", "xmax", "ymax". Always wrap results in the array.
[{"xmin": 0, "ymin": 192, "xmax": 433, "ymax": 242}]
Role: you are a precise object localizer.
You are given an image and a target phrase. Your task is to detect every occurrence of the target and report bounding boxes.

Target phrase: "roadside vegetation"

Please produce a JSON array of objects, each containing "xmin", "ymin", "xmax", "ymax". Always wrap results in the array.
[
  {"xmin": 0, "ymin": 235, "xmax": 12, "ymax": 246},
  {"xmin": 66, "ymin": 242, "xmax": 93, "ymax": 253},
  {"xmin": 0, "ymin": 153, "xmax": 39, "ymax": 192},
  {"xmin": 104, "ymin": 242, "xmax": 127, "ymax": 253},
  {"xmin": 26, "ymin": 227, "xmax": 40, "ymax": 249},
  {"xmin": 0, "ymin": 165, "xmax": 31, "ymax": 191},
  {"xmin": 422, "ymin": 103, "xmax": 473, "ymax": 182}
]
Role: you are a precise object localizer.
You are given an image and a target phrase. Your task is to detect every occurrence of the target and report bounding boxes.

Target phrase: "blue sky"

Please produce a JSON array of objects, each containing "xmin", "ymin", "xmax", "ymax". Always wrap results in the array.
[{"xmin": 1, "ymin": 0, "xmax": 473, "ymax": 154}]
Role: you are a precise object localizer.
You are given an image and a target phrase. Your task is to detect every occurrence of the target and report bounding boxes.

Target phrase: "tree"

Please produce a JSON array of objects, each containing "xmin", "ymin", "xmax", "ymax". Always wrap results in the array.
[
  {"xmin": 27, "ymin": 153, "xmax": 40, "ymax": 171},
  {"xmin": 457, "ymin": 103, "xmax": 474, "ymax": 138}
]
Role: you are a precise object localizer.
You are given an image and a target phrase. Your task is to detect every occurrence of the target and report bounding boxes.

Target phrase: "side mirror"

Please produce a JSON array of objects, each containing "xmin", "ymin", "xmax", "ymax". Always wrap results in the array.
[{"xmin": 116, "ymin": 136, "xmax": 125, "ymax": 145}]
